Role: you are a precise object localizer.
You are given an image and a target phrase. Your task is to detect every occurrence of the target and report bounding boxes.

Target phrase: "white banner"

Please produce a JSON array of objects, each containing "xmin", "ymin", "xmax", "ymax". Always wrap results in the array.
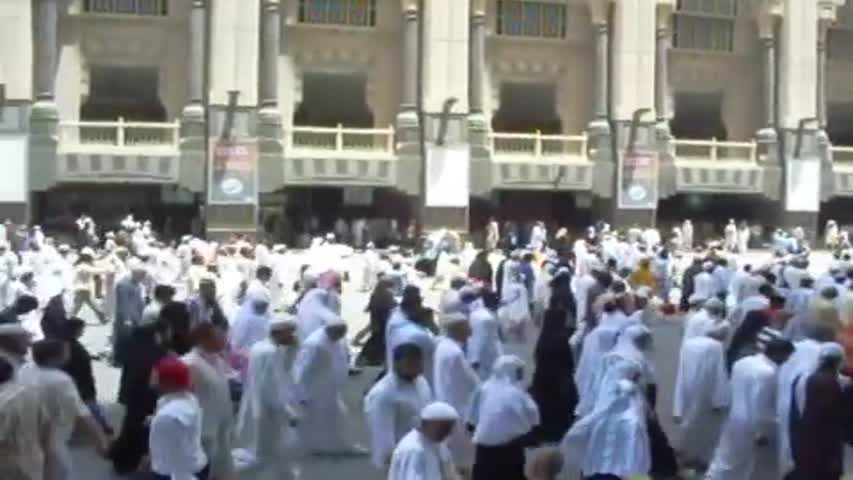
[
  {"xmin": 0, "ymin": 135, "xmax": 27, "ymax": 203},
  {"xmin": 785, "ymin": 158, "xmax": 820, "ymax": 212},
  {"xmin": 426, "ymin": 145, "xmax": 470, "ymax": 208}
]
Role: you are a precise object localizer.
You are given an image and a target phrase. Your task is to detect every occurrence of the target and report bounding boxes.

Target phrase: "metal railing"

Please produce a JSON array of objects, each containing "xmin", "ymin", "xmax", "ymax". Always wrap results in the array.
[
  {"xmin": 287, "ymin": 124, "xmax": 396, "ymax": 157},
  {"xmin": 489, "ymin": 131, "xmax": 589, "ymax": 160},
  {"xmin": 58, "ymin": 118, "xmax": 180, "ymax": 150},
  {"xmin": 832, "ymin": 146, "xmax": 853, "ymax": 164},
  {"xmin": 82, "ymin": 0, "xmax": 169, "ymax": 16},
  {"xmin": 672, "ymin": 138, "xmax": 757, "ymax": 162}
]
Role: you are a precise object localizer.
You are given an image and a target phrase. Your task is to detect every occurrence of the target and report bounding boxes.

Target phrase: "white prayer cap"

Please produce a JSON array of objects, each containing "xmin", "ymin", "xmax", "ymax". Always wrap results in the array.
[
  {"xmin": 366, "ymin": 242, "xmax": 375, "ymax": 248},
  {"xmin": 58, "ymin": 244, "xmax": 70, "ymax": 252},
  {"xmin": 325, "ymin": 232, "xmax": 335, "ymax": 241},
  {"xmin": 106, "ymin": 231, "xmax": 115, "ymax": 238},
  {"xmin": 270, "ymin": 314, "xmax": 297, "ymax": 331},
  {"xmin": 702, "ymin": 261, "xmax": 714, "ymax": 269},
  {"xmin": 818, "ymin": 342, "xmax": 845, "ymax": 363},
  {"xmin": 139, "ymin": 305, "xmax": 161, "ymax": 327},
  {"xmin": 272, "ymin": 244, "xmax": 287, "ymax": 252},
  {"xmin": 703, "ymin": 297, "xmax": 725, "ymax": 311},
  {"xmin": 128, "ymin": 258, "xmax": 147, "ymax": 272},
  {"xmin": 634, "ymin": 286, "xmax": 652, "ymax": 299},
  {"xmin": 420, "ymin": 402, "xmax": 459, "ymax": 421},
  {"xmin": 440, "ymin": 312, "xmax": 468, "ymax": 328},
  {"xmin": 323, "ymin": 313, "xmax": 346, "ymax": 327},
  {"xmin": 0, "ymin": 323, "xmax": 31, "ymax": 337},
  {"xmin": 246, "ymin": 284, "xmax": 271, "ymax": 304},
  {"xmin": 81, "ymin": 247, "xmax": 96, "ymax": 257}
]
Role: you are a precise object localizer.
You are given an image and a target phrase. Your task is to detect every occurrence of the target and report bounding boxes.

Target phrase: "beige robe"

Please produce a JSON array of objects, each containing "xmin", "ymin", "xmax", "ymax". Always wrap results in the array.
[{"xmin": 184, "ymin": 349, "xmax": 235, "ymax": 480}]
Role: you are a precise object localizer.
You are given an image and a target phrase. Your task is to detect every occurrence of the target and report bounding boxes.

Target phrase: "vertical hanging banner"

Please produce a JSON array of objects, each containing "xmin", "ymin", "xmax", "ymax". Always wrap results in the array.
[
  {"xmin": 208, "ymin": 140, "xmax": 259, "ymax": 205},
  {"xmin": 618, "ymin": 150, "xmax": 659, "ymax": 209},
  {"xmin": 426, "ymin": 144, "xmax": 470, "ymax": 207},
  {"xmin": 785, "ymin": 157, "xmax": 820, "ymax": 212}
]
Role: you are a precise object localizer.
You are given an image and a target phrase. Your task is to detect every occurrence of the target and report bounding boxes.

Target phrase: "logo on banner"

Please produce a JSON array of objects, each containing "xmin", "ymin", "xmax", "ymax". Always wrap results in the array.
[
  {"xmin": 209, "ymin": 140, "xmax": 258, "ymax": 205},
  {"xmin": 618, "ymin": 151, "xmax": 659, "ymax": 210}
]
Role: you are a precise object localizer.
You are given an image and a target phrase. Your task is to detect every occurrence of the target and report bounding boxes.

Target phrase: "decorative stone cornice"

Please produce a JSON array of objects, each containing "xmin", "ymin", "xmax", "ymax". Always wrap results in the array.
[
  {"xmin": 471, "ymin": 0, "xmax": 486, "ymax": 17},
  {"xmin": 586, "ymin": 0, "xmax": 610, "ymax": 25},
  {"xmin": 818, "ymin": 0, "xmax": 846, "ymax": 23},
  {"xmin": 657, "ymin": 0, "xmax": 675, "ymax": 29},
  {"xmin": 754, "ymin": 0, "xmax": 784, "ymax": 39},
  {"xmin": 494, "ymin": 58, "xmax": 566, "ymax": 77}
]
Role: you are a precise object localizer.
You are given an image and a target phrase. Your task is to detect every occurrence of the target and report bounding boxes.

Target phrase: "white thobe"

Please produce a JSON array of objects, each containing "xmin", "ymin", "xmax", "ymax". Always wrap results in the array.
[
  {"xmin": 234, "ymin": 339, "xmax": 299, "ymax": 480},
  {"xmin": 467, "ymin": 305, "xmax": 503, "ymax": 380},
  {"xmin": 706, "ymin": 354, "xmax": 779, "ymax": 480},
  {"xmin": 731, "ymin": 295, "xmax": 771, "ymax": 327},
  {"xmin": 682, "ymin": 310, "xmax": 716, "ymax": 344},
  {"xmin": 775, "ymin": 339, "xmax": 822, "ymax": 478},
  {"xmin": 18, "ymin": 364, "xmax": 90, "ymax": 480},
  {"xmin": 388, "ymin": 430, "xmax": 456, "ymax": 480},
  {"xmin": 0, "ymin": 380, "xmax": 47, "ymax": 480},
  {"xmin": 694, "ymin": 271, "xmax": 717, "ymax": 300},
  {"xmin": 183, "ymin": 349, "xmax": 234, "ymax": 480},
  {"xmin": 574, "ymin": 311, "xmax": 631, "ymax": 416},
  {"xmin": 468, "ymin": 375, "xmax": 539, "ymax": 447},
  {"xmin": 229, "ymin": 307, "xmax": 270, "ymax": 354},
  {"xmin": 433, "ymin": 337, "xmax": 479, "ymax": 468},
  {"xmin": 295, "ymin": 288, "xmax": 336, "ymax": 341},
  {"xmin": 149, "ymin": 393, "xmax": 208, "ymax": 480},
  {"xmin": 293, "ymin": 328, "xmax": 353, "ymax": 453},
  {"xmin": 673, "ymin": 336, "xmax": 730, "ymax": 464},
  {"xmin": 364, "ymin": 373, "xmax": 433, "ymax": 468}
]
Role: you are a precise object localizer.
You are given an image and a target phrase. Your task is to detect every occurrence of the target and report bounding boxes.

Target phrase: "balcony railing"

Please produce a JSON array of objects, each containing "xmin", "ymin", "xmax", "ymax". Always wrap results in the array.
[
  {"xmin": 832, "ymin": 146, "xmax": 853, "ymax": 164},
  {"xmin": 286, "ymin": 125, "xmax": 396, "ymax": 158},
  {"xmin": 672, "ymin": 138, "xmax": 757, "ymax": 163},
  {"xmin": 82, "ymin": 0, "xmax": 169, "ymax": 16},
  {"xmin": 58, "ymin": 118, "xmax": 180, "ymax": 154},
  {"xmin": 489, "ymin": 131, "xmax": 589, "ymax": 161}
]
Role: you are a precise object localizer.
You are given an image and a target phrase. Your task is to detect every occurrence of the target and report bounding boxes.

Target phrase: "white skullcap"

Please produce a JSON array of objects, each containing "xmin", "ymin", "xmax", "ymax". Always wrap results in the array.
[
  {"xmin": 272, "ymin": 244, "xmax": 287, "ymax": 252},
  {"xmin": 702, "ymin": 261, "xmax": 714, "ymax": 269},
  {"xmin": 246, "ymin": 284, "xmax": 271, "ymax": 304},
  {"xmin": 0, "ymin": 323, "xmax": 31, "ymax": 336},
  {"xmin": 81, "ymin": 247, "xmax": 96, "ymax": 257},
  {"xmin": 420, "ymin": 402, "xmax": 459, "ymax": 421},
  {"xmin": 818, "ymin": 342, "xmax": 845, "ymax": 362},
  {"xmin": 704, "ymin": 297, "xmax": 725, "ymax": 311},
  {"xmin": 634, "ymin": 286, "xmax": 652, "ymax": 299},
  {"xmin": 128, "ymin": 258, "xmax": 147, "ymax": 272},
  {"xmin": 58, "ymin": 244, "xmax": 70, "ymax": 251},
  {"xmin": 440, "ymin": 312, "xmax": 468, "ymax": 328},
  {"xmin": 270, "ymin": 314, "xmax": 297, "ymax": 331},
  {"xmin": 325, "ymin": 233, "xmax": 335, "ymax": 240},
  {"xmin": 324, "ymin": 313, "xmax": 346, "ymax": 327}
]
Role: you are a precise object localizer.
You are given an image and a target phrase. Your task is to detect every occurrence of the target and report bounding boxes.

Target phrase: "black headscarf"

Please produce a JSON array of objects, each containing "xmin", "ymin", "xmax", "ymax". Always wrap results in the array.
[
  {"xmin": 726, "ymin": 309, "xmax": 770, "ymax": 372},
  {"xmin": 528, "ymin": 308, "xmax": 577, "ymax": 443}
]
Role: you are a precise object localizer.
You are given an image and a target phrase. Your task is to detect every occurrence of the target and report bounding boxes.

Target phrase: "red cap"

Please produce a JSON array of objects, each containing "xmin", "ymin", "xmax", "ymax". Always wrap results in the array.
[{"xmin": 154, "ymin": 357, "xmax": 192, "ymax": 391}]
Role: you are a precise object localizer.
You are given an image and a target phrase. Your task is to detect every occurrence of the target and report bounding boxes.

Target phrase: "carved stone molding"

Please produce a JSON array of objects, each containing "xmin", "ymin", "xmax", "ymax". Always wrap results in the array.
[{"xmin": 81, "ymin": 25, "xmax": 167, "ymax": 63}]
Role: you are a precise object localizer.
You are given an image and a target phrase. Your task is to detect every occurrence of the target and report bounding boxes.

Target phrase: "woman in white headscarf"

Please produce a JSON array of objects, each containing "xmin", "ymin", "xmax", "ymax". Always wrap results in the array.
[
  {"xmin": 562, "ymin": 361, "xmax": 651, "ymax": 479},
  {"xmin": 467, "ymin": 355, "xmax": 539, "ymax": 480},
  {"xmin": 497, "ymin": 263, "xmax": 531, "ymax": 345}
]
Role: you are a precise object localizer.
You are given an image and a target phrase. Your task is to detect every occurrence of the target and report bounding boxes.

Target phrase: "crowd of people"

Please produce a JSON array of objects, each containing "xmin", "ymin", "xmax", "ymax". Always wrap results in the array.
[{"xmin": 2, "ymin": 213, "xmax": 853, "ymax": 480}]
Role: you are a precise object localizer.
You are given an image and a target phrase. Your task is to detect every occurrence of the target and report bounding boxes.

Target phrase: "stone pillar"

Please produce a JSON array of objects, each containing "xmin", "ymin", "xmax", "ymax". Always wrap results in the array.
[
  {"xmin": 756, "ymin": 13, "xmax": 778, "ymax": 147},
  {"xmin": 397, "ymin": 0, "xmax": 420, "ymax": 141},
  {"xmin": 259, "ymin": 0, "xmax": 282, "ymax": 130},
  {"xmin": 654, "ymin": 2, "xmax": 673, "ymax": 139},
  {"xmin": 817, "ymin": 19, "xmax": 830, "ymax": 130},
  {"xmin": 32, "ymin": 0, "xmax": 59, "ymax": 118},
  {"xmin": 183, "ymin": 0, "xmax": 207, "ymax": 125},
  {"xmin": 587, "ymin": 0, "xmax": 610, "ymax": 137},
  {"xmin": 467, "ymin": 0, "xmax": 488, "ymax": 151}
]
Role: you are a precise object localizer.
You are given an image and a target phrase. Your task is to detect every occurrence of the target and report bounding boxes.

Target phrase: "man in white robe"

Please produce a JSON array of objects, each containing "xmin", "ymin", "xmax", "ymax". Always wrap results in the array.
[
  {"xmin": 673, "ymin": 322, "xmax": 730, "ymax": 469},
  {"xmin": 706, "ymin": 338, "xmax": 795, "ymax": 480},
  {"xmin": 388, "ymin": 402, "xmax": 462, "ymax": 480},
  {"xmin": 683, "ymin": 297, "xmax": 726, "ymax": 344},
  {"xmin": 467, "ymin": 293, "xmax": 503, "ymax": 380},
  {"xmin": 693, "ymin": 262, "xmax": 718, "ymax": 302},
  {"xmin": 366, "ymin": 343, "xmax": 433, "ymax": 469},
  {"xmin": 229, "ymin": 289, "xmax": 272, "ymax": 354},
  {"xmin": 234, "ymin": 316, "xmax": 301, "ymax": 480},
  {"xmin": 293, "ymin": 318, "xmax": 357, "ymax": 455},
  {"xmin": 19, "ymin": 339, "xmax": 110, "ymax": 480},
  {"xmin": 433, "ymin": 312, "xmax": 480, "ymax": 474},
  {"xmin": 183, "ymin": 322, "xmax": 235, "ymax": 480},
  {"xmin": 0, "ymin": 355, "xmax": 48, "ymax": 480}
]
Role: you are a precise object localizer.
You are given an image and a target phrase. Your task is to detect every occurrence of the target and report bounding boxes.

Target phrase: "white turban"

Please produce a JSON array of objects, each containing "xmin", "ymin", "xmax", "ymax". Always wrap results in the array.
[{"xmin": 270, "ymin": 314, "xmax": 297, "ymax": 331}]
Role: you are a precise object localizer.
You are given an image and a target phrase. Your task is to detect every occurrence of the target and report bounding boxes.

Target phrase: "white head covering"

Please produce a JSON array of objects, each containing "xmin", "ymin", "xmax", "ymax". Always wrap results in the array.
[
  {"xmin": 490, "ymin": 355, "xmax": 524, "ymax": 384},
  {"xmin": 246, "ymin": 283, "xmax": 271, "ymax": 305},
  {"xmin": 420, "ymin": 402, "xmax": 459, "ymax": 421},
  {"xmin": 440, "ymin": 311, "xmax": 468, "ymax": 328},
  {"xmin": 128, "ymin": 258, "xmax": 147, "ymax": 273},
  {"xmin": 816, "ymin": 342, "xmax": 845, "ymax": 371}
]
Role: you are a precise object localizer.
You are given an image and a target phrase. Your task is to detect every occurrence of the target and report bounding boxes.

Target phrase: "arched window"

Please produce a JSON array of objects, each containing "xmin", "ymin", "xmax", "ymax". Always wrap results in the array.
[{"xmin": 673, "ymin": 0, "xmax": 738, "ymax": 52}]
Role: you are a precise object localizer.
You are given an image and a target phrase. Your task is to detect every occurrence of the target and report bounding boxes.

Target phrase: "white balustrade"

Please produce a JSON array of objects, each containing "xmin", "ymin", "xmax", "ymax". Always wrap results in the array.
[
  {"xmin": 82, "ymin": 0, "xmax": 169, "ymax": 16},
  {"xmin": 672, "ymin": 138, "xmax": 757, "ymax": 163},
  {"xmin": 58, "ymin": 118, "xmax": 180, "ymax": 154},
  {"xmin": 489, "ymin": 131, "xmax": 589, "ymax": 161},
  {"xmin": 287, "ymin": 124, "xmax": 396, "ymax": 158},
  {"xmin": 832, "ymin": 146, "xmax": 853, "ymax": 164}
]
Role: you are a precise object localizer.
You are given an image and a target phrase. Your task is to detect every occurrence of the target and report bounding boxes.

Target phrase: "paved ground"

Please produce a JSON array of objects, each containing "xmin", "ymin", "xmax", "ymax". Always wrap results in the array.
[{"xmin": 67, "ymin": 250, "xmax": 846, "ymax": 479}]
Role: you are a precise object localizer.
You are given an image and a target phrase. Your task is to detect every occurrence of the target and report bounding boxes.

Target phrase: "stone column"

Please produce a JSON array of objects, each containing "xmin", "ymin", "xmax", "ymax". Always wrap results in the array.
[
  {"xmin": 756, "ymin": 13, "xmax": 778, "ymax": 143},
  {"xmin": 397, "ymin": 0, "xmax": 420, "ymax": 139},
  {"xmin": 259, "ymin": 0, "xmax": 282, "ymax": 126},
  {"xmin": 817, "ymin": 19, "xmax": 830, "ymax": 130},
  {"xmin": 468, "ymin": 0, "xmax": 488, "ymax": 147},
  {"xmin": 33, "ymin": 0, "xmax": 59, "ymax": 116},
  {"xmin": 655, "ymin": 2, "xmax": 673, "ymax": 137},
  {"xmin": 183, "ymin": 0, "xmax": 207, "ymax": 122},
  {"xmin": 588, "ymin": 0, "xmax": 610, "ymax": 136}
]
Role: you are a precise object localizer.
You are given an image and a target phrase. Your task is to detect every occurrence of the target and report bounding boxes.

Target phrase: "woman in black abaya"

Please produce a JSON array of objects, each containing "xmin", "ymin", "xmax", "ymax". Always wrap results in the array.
[{"xmin": 529, "ymin": 307, "xmax": 578, "ymax": 443}]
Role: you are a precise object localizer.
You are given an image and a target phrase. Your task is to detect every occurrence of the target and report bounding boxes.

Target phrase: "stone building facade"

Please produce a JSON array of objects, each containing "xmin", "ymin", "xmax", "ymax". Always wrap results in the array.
[{"xmin": 2, "ymin": 0, "xmax": 853, "ymax": 238}]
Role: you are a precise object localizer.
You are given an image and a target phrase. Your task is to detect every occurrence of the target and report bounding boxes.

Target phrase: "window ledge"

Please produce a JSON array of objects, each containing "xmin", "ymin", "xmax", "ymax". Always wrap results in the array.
[
  {"xmin": 488, "ymin": 33, "xmax": 571, "ymax": 45},
  {"xmin": 288, "ymin": 21, "xmax": 379, "ymax": 33}
]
